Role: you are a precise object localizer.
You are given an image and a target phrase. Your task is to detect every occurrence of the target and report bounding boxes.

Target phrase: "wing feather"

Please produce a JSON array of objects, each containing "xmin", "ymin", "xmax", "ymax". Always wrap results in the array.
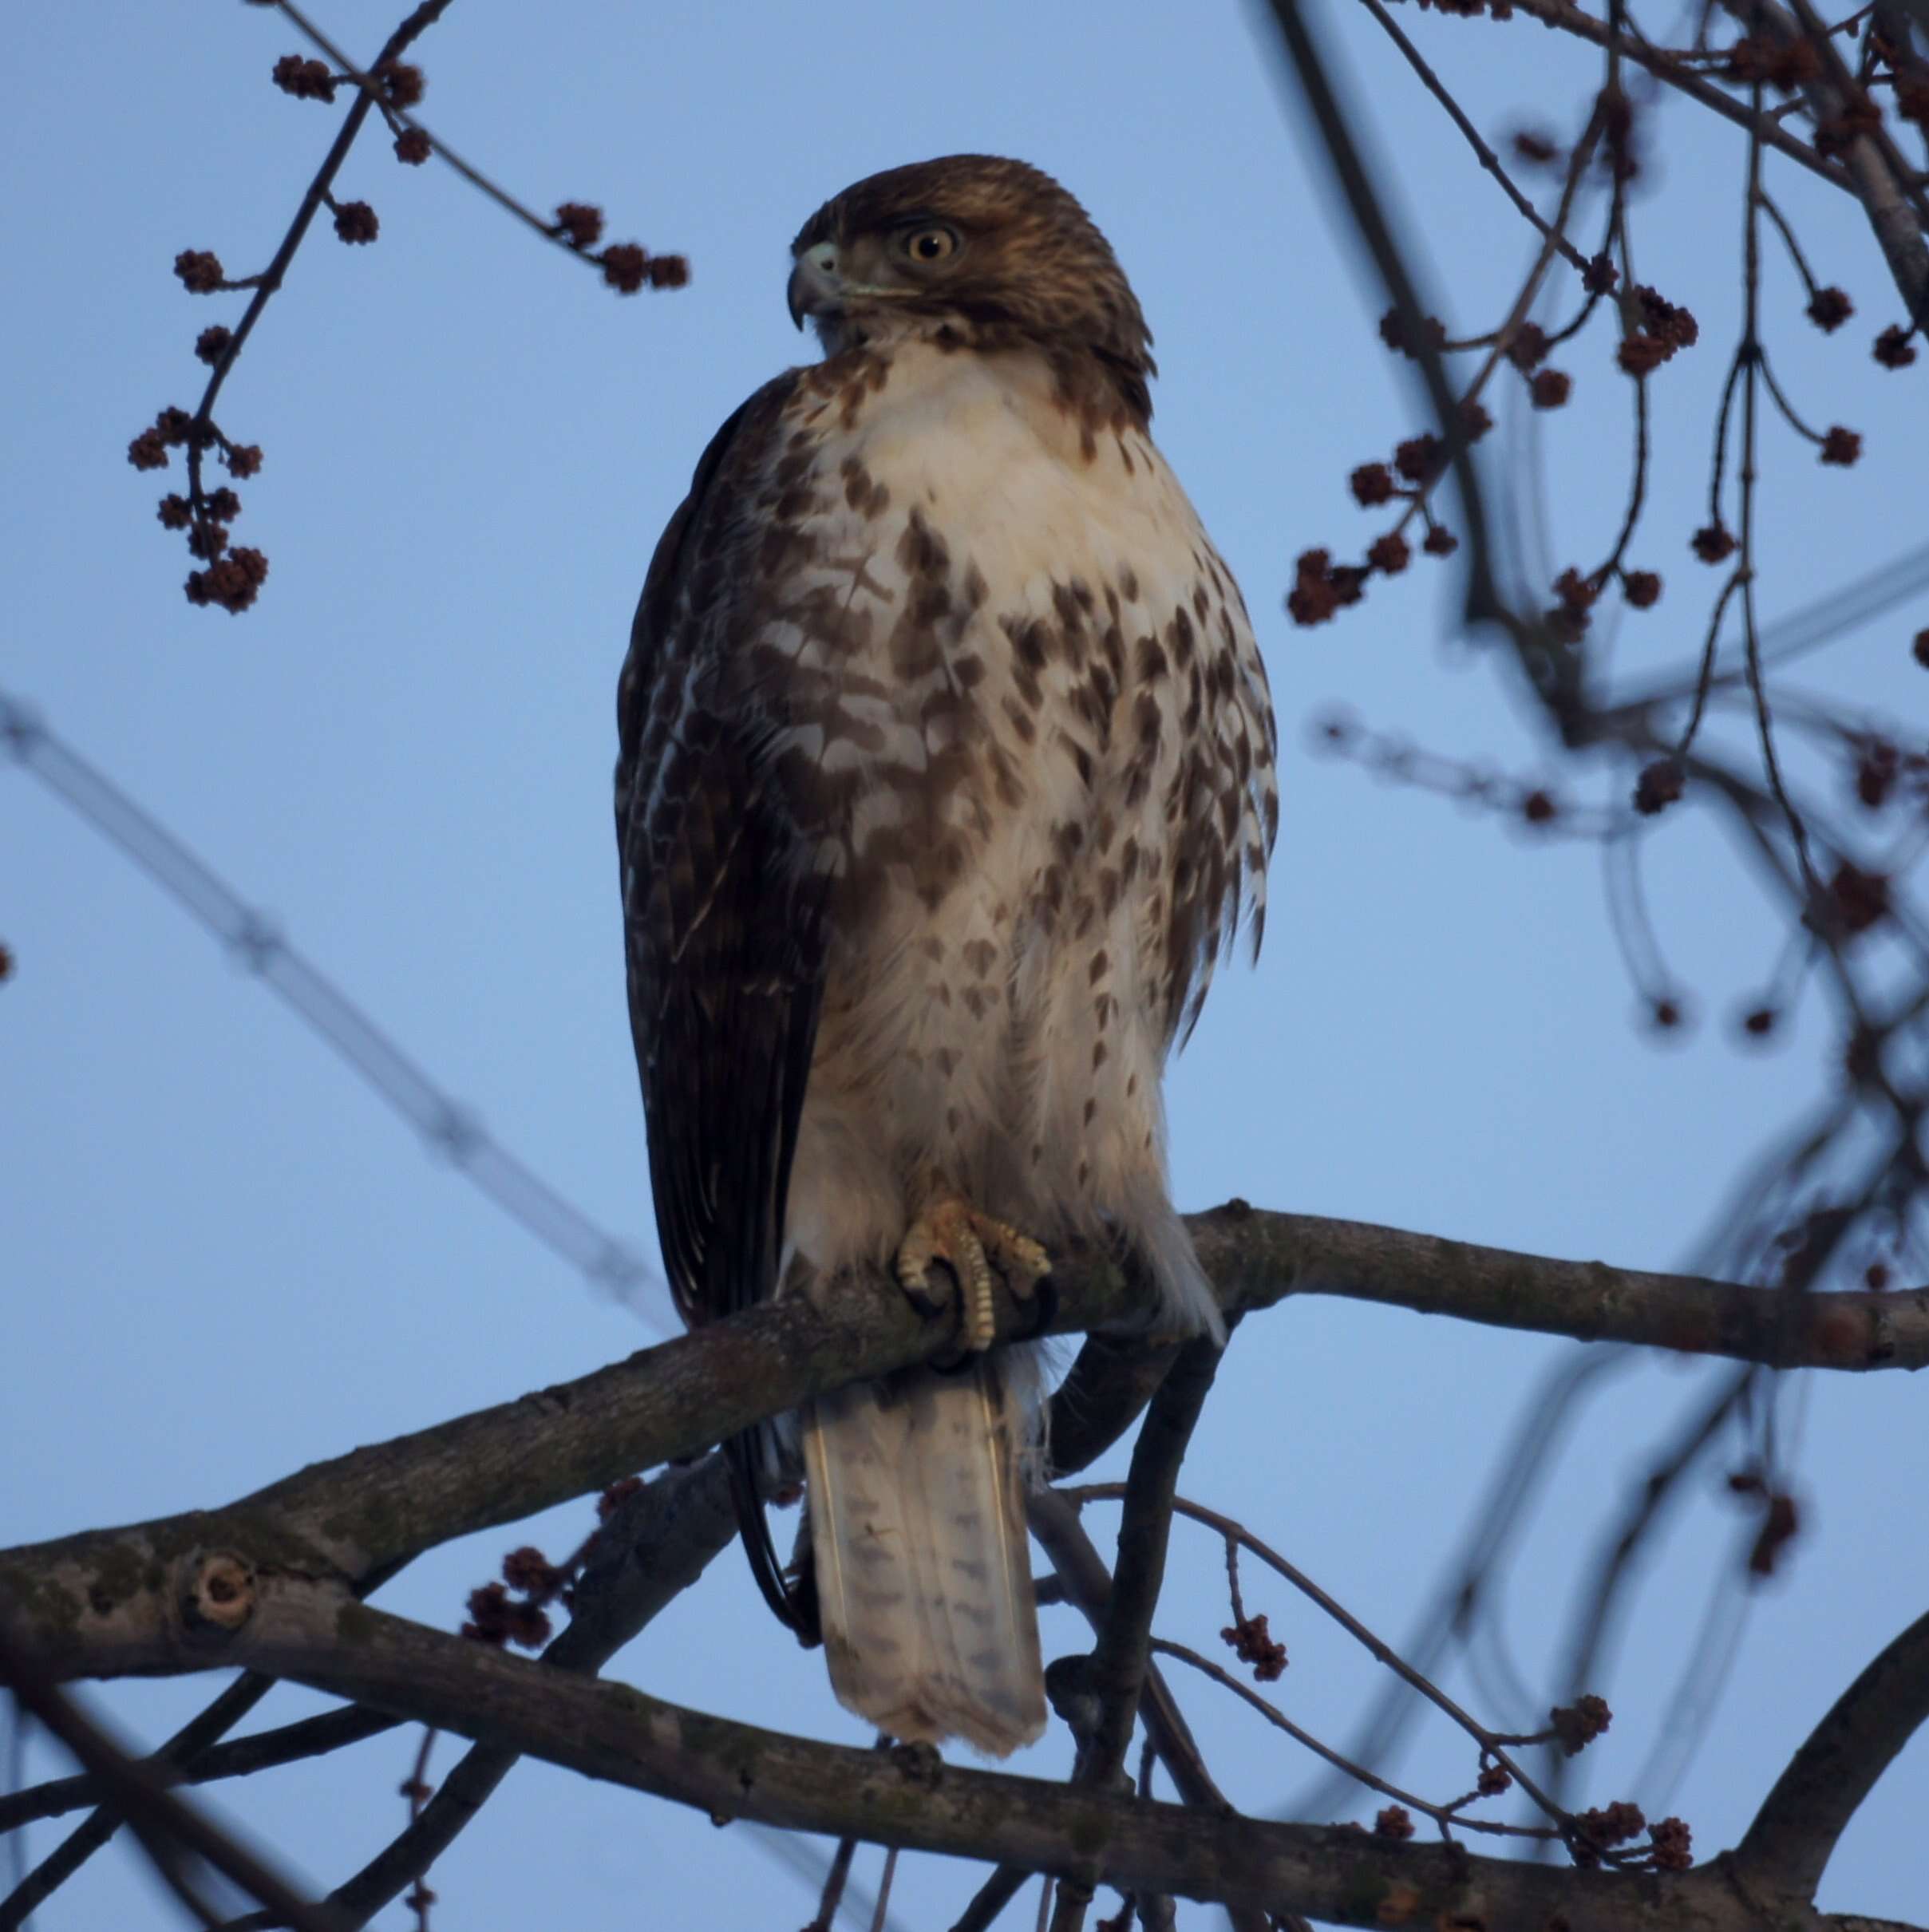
[{"xmin": 616, "ymin": 372, "xmax": 824, "ymax": 1632}]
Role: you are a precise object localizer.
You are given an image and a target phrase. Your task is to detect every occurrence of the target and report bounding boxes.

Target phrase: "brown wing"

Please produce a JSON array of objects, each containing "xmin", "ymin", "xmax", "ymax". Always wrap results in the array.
[{"xmin": 615, "ymin": 372, "xmax": 826, "ymax": 1634}]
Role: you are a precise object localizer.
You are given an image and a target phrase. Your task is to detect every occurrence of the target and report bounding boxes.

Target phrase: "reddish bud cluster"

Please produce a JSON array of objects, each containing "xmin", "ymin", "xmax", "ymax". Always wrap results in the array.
[
  {"xmin": 381, "ymin": 60, "xmax": 425, "ymax": 108},
  {"xmin": 193, "ymin": 325, "xmax": 233, "ymax": 366},
  {"xmin": 1505, "ymin": 322, "xmax": 1550, "ymax": 373},
  {"xmin": 333, "ymin": 199, "xmax": 379, "ymax": 244},
  {"xmin": 1583, "ymin": 253, "xmax": 1619, "ymax": 296},
  {"xmin": 599, "ymin": 243, "xmax": 690, "ymax": 293},
  {"xmin": 1634, "ymin": 758, "xmax": 1684, "ymax": 816},
  {"xmin": 1508, "ymin": 320, "xmax": 1554, "ymax": 369},
  {"xmin": 394, "ymin": 127, "xmax": 432, "ymax": 165},
  {"xmin": 1476, "ymin": 1764, "xmax": 1511, "ymax": 1796},
  {"xmin": 1511, "ymin": 128, "xmax": 1561, "ymax": 166},
  {"xmin": 1601, "ymin": 87, "xmax": 1641, "ymax": 186},
  {"xmin": 1914, "ymin": 628, "xmax": 1929, "ymax": 668},
  {"xmin": 1366, "ymin": 532, "xmax": 1410, "ymax": 575},
  {"xmin": 1529, "ymin": 367, "xmax": 1572, "ymax": 409},
  {"xmin": 227, "ymin": 441, "xmax": 263, "ymax": 478},
  {"xmin": 1691, "ymin": 523, "xmax": 1737, "ymax": 564},
  {"xmin": 1855, "ymin": 738, "xmax": 1898, "ymax": 809},
  {"xmin": 1395, "ymin": 433, "xmax": 1443, "ymax": 485},
  {"xmin": 1650, "ymin": 996, "xmax": 1686, "ymax": 1031},
  {"xmin": 1875, "ymin": 324, "xmax": 1919, "ymax": 369},
  {"xmin": 1819, "ymin": 425, "xmax": 1862, "ymax": 466},
  {"xmin": 271, "ymin": 53, "xmax": 337, "ymax": 101},
  {"xmin": 1377, "ymin": 306, "xmax": 1447, "ymax": 360},
  {"xmin": 1577, "ymin": 1800, "xmax": 1646, "ymax": 1849},
  {"xmin": 1220, "ymin": 1612, "xmax": 1287, "ymax": 1681},
  {"xmin": 1548, "ymin": 567, "xmax": 1600, "ymax": 642},
  {"xmin": 1617, "ymin": 286, "xmax": 1698, "ymax": 377},
  {"xmin": 1552, "ymin": 567, "xmax": 1598, "ymax": 616},
  {"xmin": 1623, "ymin": 568, "xmax": 1662, "ymax": 609},
  {"xmin": 1520, "ymin": 788, "xmax": 1559, "ymax": 826},
  {"xmin": 184, "ymin": 545, "xmax": 268, "ymax": 614},
  {"xmin": 1373, "ymin": 1805, "xmax": 1415, "ymax": 1841},
  {"xmin": 1828, "ymin": 860, "xmax": 1890, "ymax": 934},
  {"xmin": 599, "ymin": 1475, "xmax": 644, "ymax": 1519},
  {"xmin": 1423, "ymin": 524, "xmax": 1458, "ymax": 556},
  {"xmin": 1649, "ymin": 1816, "xmax": 1693, "ymax": 1871},
  {"xmin": 502, "ymin": 1544, "xmax": 566, "ymax": 1599},
  {"xmin": 1725, "ymin": 33, "xmax": 1819, "ymax": 89},
  {"xmin": 555, "ymin": 202, "xmax": 606, "ymax": 250},
  {"xmin": 1814, "ymin": 99, "xmax": 1884, "ymax": 160},
  {"xmin": 1350, "ymin": 461, "xmax": 1395, "ymax": 507},
  {"xmin": 462, "ymin": 1579, "xmax": 552, "ymax": 1650},
  {"xmin": 1740, "ymin": 1006, "xmax": 1778, "ymax": 1038},
  {"xmin": 1806, "ymin": 286, "xmax": 1852, "ymax": 333},
  {"xmin": 1287, "ymin": 547, "xmax": 1367, "ymax": 626},
  {"xmin": 1549, "ymin": 1693, "xmax": 1611, "ymax": 1756},
  {"xmin": 174, "ymin": 249, "xmax": 225, "ymax": 294},
  {"xmin": 0, "ymin": 942, "xmax": 14, "ymax": 982},
  {"xmin": 127, "ymin": 405, "xmax": 197, "ymax": 472},
  {"xmin": 1747, "ymin": 1491, "xmax": 1800, "ymax": 1576}
]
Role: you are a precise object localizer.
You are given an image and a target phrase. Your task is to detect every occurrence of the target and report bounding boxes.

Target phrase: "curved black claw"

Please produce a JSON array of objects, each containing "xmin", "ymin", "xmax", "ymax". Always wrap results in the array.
[{"xmin": 1014, "ymin": 1275, "xmax": 1058, "ymax": 1341}]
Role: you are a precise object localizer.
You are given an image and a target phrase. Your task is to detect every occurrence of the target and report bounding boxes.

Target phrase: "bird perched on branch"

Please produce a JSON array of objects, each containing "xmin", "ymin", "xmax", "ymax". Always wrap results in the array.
[{"xmin": 617, "ymin": 155, "xmax": 1275, "ymax": 1756}]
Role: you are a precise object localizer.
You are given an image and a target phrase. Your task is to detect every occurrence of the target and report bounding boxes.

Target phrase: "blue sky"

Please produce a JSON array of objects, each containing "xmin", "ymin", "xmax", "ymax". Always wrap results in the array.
[{"xmin": 3, "ymin": 2, "xmax": 1924, "ymax": 1926}]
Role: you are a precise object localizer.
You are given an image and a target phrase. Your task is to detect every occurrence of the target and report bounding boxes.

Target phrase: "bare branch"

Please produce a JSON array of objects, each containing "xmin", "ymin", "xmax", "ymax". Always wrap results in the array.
[
  {"xmin": 5, "ymin": 1209, "xmax": 1921, "ymax": 1689},
  {"xmin": 92, "ymin": 1579, "xmax": 1911, "ymax": 1932},
  {"xmin": 0, "ymin": 1634, "xmax": 337, "ymax": 1932},
  {"xmin": 1737, "ymin": 1606, "xmax": 1929, "ymax": 1898}
]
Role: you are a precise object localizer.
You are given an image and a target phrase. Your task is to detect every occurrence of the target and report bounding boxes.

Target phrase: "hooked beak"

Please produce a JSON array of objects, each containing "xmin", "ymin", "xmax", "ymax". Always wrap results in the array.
[{"xmin": 787, "ymin": 242, "xmax": 841, "ymax": 330}]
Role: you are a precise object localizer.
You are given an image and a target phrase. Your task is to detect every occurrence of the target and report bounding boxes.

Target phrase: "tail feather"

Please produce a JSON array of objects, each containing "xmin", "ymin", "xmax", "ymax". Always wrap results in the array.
[{"xmin": 802, "ymin": 1358, "xmax": 1045, "ymax": 1756}]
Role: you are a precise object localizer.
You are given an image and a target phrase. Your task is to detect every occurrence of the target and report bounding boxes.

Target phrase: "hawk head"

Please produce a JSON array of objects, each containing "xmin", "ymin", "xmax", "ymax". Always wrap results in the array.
[{"xmin": 788, "ymin": 156, "xmax": 1155, "ymax": 414}]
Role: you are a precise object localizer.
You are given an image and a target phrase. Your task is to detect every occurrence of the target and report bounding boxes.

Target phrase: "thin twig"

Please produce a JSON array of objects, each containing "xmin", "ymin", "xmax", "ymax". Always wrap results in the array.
[
  {"xmin": 1357, "ymin": 0, "xmax": 1592, "ymax": 271},
  {"xmin": 1061, "ymin": 1488, "xmax": 1571, "ymax": 1827},
  {"xmin": 0, "ymin": 1635, "xmax": 339, "ymax": 1932},
  {"xmin": 1148, "ymin": 1642, "xmax": 1556, "ymax": 1842},
  {"xmin": 183, "ymin": 1, "xmax": 458, "ymax": 524}
]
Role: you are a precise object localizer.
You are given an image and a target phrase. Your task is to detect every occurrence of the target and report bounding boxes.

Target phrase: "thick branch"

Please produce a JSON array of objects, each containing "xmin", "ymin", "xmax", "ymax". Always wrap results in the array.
[
  {"xmin": 227, "ymin": 1454, "xmax": 741, "ymax": 1932},
  {"xmin": 5, "ymin": 1208, "xmax": 1921, "ymax": 1685},
  {"xmin": 1737, "ymin": 1606, "xmax": 1929, "ymax": 1898},
  {"xmin": 86, "ymin": 1577, "xmax": 1908, "ymax": 1932}
]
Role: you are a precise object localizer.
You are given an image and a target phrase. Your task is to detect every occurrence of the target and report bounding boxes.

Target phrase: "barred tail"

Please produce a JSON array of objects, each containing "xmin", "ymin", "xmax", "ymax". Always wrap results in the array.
[{"xmin": 802, "ymin": 1358, "xmax": 1045, "ymax": 1756}]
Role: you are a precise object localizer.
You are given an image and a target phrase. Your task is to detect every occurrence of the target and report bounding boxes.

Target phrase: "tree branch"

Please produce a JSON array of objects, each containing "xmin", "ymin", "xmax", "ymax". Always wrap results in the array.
[
  {"xmin": 223, "ymin": 1454, "xmax": 741, "ymax": 1932},
  {"xmin": 0, "ymin": 1634, "xmax": 338, "ymax": 1932},
  {"xmin": 6, "ymin": 1208, "xmax": 1921, "ymax": 1688},
  {"xmin": 1047, "ymin": 1338, "xmax": 1224, "ymax": 1931},
  {"xmin": 1736, "ymin": 1606, "xmax": 1929, "ymax": 1899},
  {"xmin": 1500, "ymin": 0, "xmax": 1855, "ymax": 190},
  {"xmin": 56, "ymin": 1574, "xmax": 1910, "ymax": 1932}
]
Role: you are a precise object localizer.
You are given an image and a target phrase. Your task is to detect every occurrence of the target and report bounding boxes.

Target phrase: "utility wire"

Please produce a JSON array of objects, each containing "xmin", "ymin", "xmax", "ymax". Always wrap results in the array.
[{"xmin": 0, "ymin": 687, "xmax": 665, "ymax": 1327}]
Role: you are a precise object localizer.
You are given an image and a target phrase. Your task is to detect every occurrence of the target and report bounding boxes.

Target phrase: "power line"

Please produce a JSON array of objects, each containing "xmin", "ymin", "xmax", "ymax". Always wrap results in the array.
[{"xmin": 0, "ymin": 687, "xmax": 666, "ymax": 1328}]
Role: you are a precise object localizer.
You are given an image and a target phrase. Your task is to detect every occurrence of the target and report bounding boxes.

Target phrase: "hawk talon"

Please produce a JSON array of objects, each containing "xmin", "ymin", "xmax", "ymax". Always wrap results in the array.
[
  {"xmin": 896, "ymin": 1195, "xmax": 1052, "ymax": 1353},
  {"xmin": 1014, "ymin": 1275, "xmax": 1058, "ymax": 1342}
]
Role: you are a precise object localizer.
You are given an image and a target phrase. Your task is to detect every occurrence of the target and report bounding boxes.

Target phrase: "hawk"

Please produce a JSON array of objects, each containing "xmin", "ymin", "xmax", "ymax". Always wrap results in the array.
[{"xmin": 617, "ymin": 156, "xmax": 1276, "ymax": 1756}]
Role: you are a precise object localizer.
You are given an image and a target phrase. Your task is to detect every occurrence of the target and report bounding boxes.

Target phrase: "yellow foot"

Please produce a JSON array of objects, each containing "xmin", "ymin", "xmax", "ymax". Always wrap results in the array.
[{"xmin": 895, "ymin": 1195, "xmax": 1051, "ymax": 1352}]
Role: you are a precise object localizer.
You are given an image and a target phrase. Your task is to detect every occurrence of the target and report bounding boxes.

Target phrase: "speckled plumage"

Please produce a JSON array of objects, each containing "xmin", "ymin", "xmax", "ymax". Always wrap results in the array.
[{"xmin": 617, "ymin": 156, "xmax": 1275, "ymax": 1754}]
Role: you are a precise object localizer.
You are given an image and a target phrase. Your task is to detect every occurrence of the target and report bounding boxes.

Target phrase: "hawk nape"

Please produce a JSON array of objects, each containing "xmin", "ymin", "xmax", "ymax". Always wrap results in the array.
[{"xmin": 616, "ymin": 155, "xmax": 1276, "ymax": 1756}]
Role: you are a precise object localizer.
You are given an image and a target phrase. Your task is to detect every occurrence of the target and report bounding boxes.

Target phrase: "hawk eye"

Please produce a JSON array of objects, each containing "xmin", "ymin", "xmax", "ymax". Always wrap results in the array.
[{"xmin": 901, "ymin": 224, "xmax": 960, "ymax": 265}]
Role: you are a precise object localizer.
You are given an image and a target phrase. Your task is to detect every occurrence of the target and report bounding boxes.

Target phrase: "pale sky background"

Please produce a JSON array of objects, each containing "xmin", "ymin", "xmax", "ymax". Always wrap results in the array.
[{"xmin": 3, "ymin": 2, "xmax": 1925, "ymax": 1928}]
